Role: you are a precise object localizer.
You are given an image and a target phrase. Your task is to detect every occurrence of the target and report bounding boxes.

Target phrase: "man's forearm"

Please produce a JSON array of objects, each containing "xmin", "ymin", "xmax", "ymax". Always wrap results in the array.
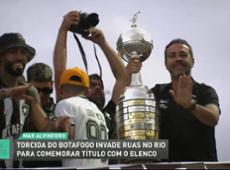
[
  {"xmin": 0, "ymin": 88, "xmax": 10, "ymax": 100},
  {"xmin": 99, "ymin": 40, "xmax": 127, "ymax": 81},
  {"xmin": 40, "ymin": 119, "xmax": 60, "ymax": 132},
  {"xmin": 30, "ymin": 102, "xmax": 54, "ymax": 131},
  {"xmin": 191, "ymin": 103, "xmax": 219, "ymax": 127},
  {"xmin": 53, "ymin": 29, "xmax": 68, "ymax": 101}
]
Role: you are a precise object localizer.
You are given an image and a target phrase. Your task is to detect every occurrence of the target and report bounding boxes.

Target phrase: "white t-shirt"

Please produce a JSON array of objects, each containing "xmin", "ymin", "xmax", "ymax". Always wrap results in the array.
[{"xmin": 55, "ymin": 96, "xmax": 108, "ymax": 168}]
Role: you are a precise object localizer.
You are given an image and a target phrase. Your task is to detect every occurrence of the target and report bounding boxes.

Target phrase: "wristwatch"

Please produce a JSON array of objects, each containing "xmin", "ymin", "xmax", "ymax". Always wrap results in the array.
[{"xmin": 187, "ymin": 99, "xmax": 197, "ymax": 111}]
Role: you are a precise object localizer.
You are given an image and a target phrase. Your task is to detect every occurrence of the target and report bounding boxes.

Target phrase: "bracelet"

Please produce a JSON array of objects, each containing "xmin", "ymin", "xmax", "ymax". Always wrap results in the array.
[{"xmin": 186, "ymin": 99, "xmax": 197, "ymax": 111}]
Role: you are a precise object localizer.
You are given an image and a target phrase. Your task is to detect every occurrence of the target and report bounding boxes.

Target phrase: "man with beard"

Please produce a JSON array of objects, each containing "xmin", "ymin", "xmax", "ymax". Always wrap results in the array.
[
  {"xmin": 53, "ymin": 11, "xmax": 127, "ymax": 140},
  {"xmin": 0, "ymin": 33, "xmax": 71, "ymax": 168},
  {"xmin": 150, "ymin": 39, "xmax": 220, "ymax": 161}
]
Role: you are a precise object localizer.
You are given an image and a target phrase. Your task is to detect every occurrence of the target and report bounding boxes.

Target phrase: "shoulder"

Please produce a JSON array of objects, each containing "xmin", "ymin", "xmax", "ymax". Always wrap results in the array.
[
  {"xmin": 55, "ymin": 97, "xmax": 78, "ymax": 110},
  {"xmin": 193, "ymin": 80, "xmax": 219, "ymax": 106},
  {"xmin": 193, "ymin": 81, "xmax": 218, "ymax": 96},
  {"xmin": 151, "ymin": 83, "xmax": 170, "ymax": 99},
  {"xmin": 55, "ymin": 97, "xmax": 81, "ymax": 117},
  {"xmin": 103, "ymin": 100, "xmax": 116, "ymax": 111},
  {"xmin": 152, "ymin": 83, "xmax": 169, "ymax": 91},
  {"xmin": 56, "ymin": 98, "xmax": 70, "ymax": 106},
  {"xmin": 57, "ymin": 96, "xmax": 84, "ymax": 105},
  {"xmin": 194, "ymin": 81, "xmax": 216, "ymax": 90}
]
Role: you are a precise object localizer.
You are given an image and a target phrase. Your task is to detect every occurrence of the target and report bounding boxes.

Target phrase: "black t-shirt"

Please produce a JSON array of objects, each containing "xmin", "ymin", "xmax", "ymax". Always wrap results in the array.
[
  {"xmin": 151, "ymin": 79, "xmax": 220, "ymax": 162},
  {"xmin": 103, "ymin": 100, "xmax": 117, "ymax": 139},
  {"xmin": 103, "ymin": 100, "xmax": 119, "ymax": 165}
]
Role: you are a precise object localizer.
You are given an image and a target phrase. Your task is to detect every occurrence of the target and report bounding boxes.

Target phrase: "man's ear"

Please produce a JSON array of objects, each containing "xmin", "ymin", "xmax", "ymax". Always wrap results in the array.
[
  {"xmin": 164, "ymin": 58, "xmax": 170, "ymax": 71},
  {"xmin": 191, "ymin": 57, "xmax": 195, "ymax": 68}
]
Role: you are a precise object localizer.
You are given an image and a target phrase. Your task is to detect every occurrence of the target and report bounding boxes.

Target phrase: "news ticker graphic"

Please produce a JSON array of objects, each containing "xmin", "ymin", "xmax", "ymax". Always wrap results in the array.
[
  {"xmin": 18, "ymin": 132, "xmax": 68, "ymax": 140},
  {"xmin": 0, "ymin": 139, "xmax": 10, "ymax": 159},
  {"xmin": 1, "ymin": 133, "xmax": 168, "ymax": 160},
  {"xmin": 15, "ymin": 140, "xmax": 168, "ymax": 160},
  {"xmin": 0, "ymin": 132, "xmax": 67, "ymax": 160}
]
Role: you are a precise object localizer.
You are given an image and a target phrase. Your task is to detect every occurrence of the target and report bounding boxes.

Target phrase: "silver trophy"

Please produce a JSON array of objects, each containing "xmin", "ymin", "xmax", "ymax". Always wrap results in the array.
[{"xmin": 116, "ymin": 12, "xmax": 158, "ymax": 140}]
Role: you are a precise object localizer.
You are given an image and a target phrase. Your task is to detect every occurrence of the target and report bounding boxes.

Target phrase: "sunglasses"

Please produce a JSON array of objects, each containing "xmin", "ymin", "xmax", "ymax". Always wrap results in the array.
[{"xmin": 36, "ymin": 87, "xmax": 53, "ymax": 94}]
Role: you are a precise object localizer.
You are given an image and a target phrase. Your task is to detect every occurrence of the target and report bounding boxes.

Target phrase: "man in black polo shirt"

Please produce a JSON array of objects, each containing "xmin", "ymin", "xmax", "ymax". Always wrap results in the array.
[{"xmin": 151, "ymin": 39, "xmax": 220, "ymax": 161}]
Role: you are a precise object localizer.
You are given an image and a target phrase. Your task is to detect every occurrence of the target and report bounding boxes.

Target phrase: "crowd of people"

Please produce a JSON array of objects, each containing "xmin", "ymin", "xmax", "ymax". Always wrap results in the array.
[{"xmin": 0, "ymin": 10, "xmax": 220, "ymax": 168}]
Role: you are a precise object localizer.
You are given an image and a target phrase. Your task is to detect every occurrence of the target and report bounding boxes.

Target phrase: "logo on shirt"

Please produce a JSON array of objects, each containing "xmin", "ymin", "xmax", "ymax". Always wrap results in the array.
[
  {"xmin": 21, "ymin": 104, "xmax": 29, "ymax": 117},
  {"xmin": 159, "ymin": 99, "xmax": 169, "ymax": 109}
]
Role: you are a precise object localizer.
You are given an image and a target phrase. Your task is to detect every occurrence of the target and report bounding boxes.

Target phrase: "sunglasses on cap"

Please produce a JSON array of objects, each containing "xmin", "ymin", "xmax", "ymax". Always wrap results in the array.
[{"xmin": 36, "ymin": 87, "xmax": 53, "ymax": 94}]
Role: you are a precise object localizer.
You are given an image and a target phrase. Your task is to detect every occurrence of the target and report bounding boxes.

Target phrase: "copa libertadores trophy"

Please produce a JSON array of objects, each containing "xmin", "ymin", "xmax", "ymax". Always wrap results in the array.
[{"xmin": 116, "ymin": 12, "xmax": 159, "ymax": 141}]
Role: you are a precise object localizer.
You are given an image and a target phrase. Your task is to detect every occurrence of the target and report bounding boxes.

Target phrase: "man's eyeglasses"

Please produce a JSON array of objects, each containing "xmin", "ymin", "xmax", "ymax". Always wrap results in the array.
[{"xmin": 36, "ymin": 87, "xmax": 53, "ymax": 94}]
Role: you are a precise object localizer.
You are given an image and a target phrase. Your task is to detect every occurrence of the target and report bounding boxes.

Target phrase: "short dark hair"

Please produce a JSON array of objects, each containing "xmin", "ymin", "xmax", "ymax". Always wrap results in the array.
[
  {"xmin": 27, "ymin": 63, "xmax": 53, "ymax": 82},
  {"xmin": 164, "ymin": 39, "xmax": 194, "ymax": 59},
  {"xmin": 89, "ymin": 74, "xmax": 104, "ymax": 89}
]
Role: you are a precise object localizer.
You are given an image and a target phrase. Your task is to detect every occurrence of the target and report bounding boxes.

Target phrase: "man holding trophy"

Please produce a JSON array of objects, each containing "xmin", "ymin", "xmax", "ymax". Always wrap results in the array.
[{"xmin": 116, "ymin": 13, "xmax": 220, "ymax": 162}]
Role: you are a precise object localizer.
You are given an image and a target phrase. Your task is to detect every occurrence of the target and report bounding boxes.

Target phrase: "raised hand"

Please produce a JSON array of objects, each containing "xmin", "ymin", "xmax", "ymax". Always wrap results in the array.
[
  {"xmin": 83, "ymin": 27, "xmax": 106, "ymax": 46},
  {"xmin": 126, "ymin": 59, "xmax": 142, "ymax": 75},
  {"xmin": 60, "ymin": 11, "xmax": 80, "ymax": 32},
  {"xmin": 169, "ymin": 74, "xmax": 193, "ymax": 109},
  {"xmin": 0, "ymin": 84, "xmax": 32, "ymax": 100}
]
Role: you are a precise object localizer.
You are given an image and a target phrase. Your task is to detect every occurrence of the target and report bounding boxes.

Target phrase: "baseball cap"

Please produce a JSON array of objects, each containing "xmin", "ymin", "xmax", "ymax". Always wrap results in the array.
[
  {"xmin": 0, "ymin": 33, "xmax": 35, "ymax": 62},
  {"xmin": 27, "ymin": 63, "xmax": 53, "ymax": 82},
  {"xmin": 60, "ymin": 67, "xmax": 89, "ymax": 88}
]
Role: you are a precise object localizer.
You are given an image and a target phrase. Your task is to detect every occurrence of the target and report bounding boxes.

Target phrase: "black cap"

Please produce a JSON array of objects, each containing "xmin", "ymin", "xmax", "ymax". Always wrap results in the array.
[{"xmin": 0, "ymin": 33, "xmax": 35, "ymax": 62}]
